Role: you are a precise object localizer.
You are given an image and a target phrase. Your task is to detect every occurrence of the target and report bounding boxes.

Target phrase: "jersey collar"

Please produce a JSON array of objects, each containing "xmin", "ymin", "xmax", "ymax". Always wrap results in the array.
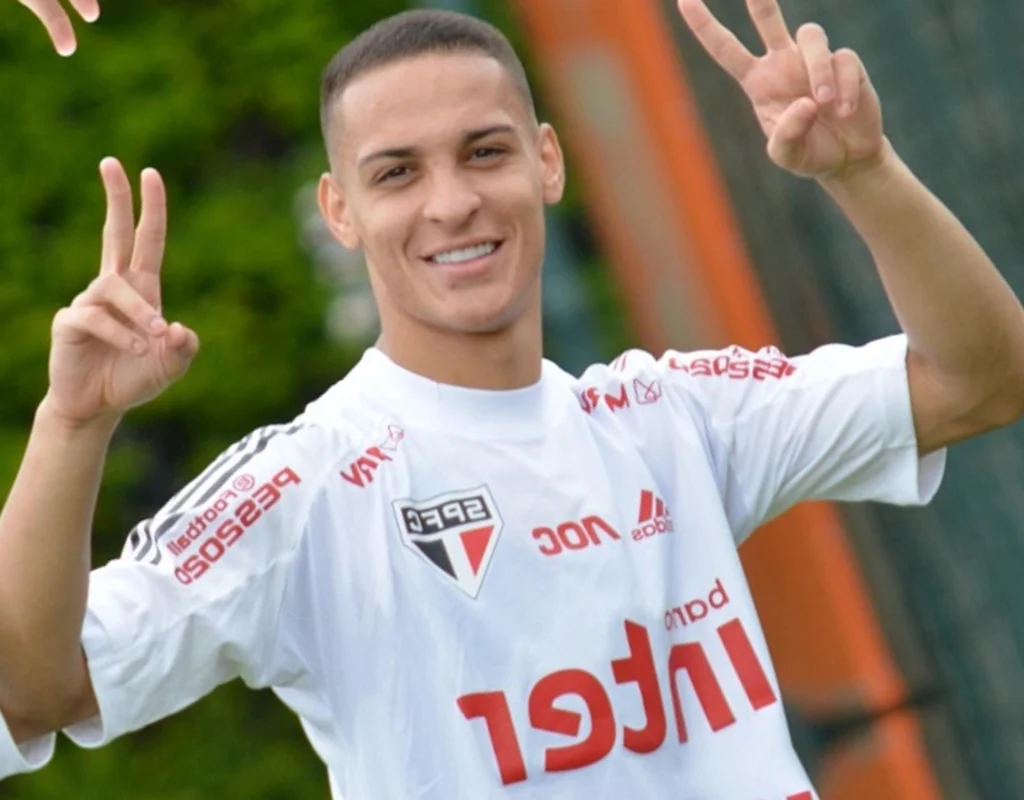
[{"xmin": 346, "ymin": 348, "xmax": 571, "ymax": 439}]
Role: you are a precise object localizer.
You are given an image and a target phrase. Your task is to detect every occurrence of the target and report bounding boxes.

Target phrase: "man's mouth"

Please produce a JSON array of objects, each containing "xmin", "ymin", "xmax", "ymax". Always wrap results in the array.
[{"xmin": 427, "ymin": 241, "xmax": 503, "ymax": 266}]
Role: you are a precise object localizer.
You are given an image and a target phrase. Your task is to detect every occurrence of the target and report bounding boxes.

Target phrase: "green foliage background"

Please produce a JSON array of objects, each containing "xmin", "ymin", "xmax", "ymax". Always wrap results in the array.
[{"xmin": 0, "ymin": 1, "xmax": 621, "ymax": 797}]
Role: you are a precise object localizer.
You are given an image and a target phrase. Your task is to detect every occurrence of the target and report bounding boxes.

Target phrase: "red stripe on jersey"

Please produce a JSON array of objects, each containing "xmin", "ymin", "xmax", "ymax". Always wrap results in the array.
[
  {"xmin": 638, "ymin": 490, "xmax": 655, "ymax": 523},
  {"xmin": 718, "ymin": 619, "xmax": 778, "ymax": 711}
]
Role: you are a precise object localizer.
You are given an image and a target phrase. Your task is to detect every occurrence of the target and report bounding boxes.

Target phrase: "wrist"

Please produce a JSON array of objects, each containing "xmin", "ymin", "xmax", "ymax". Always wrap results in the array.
[
  {"xmin": 36, "ymin": 395, "xmax": 121, "ymax": 441},
  {"xmin": 819, "ymin": 138, "xmax": 900, "ymax": 193}
]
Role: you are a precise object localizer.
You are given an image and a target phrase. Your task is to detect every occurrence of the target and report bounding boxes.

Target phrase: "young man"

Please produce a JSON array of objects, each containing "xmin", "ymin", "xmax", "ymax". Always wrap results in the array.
[{"xmin": 3, "ymin": 3, "xmax": 1024, "ymax": 798}]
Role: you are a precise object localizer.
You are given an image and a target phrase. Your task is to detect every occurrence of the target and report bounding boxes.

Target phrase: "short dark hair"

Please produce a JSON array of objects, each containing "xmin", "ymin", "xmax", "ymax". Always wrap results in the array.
[{"xmin": 319, "ymin": 9, "xmax": 536, "ymax": 147}]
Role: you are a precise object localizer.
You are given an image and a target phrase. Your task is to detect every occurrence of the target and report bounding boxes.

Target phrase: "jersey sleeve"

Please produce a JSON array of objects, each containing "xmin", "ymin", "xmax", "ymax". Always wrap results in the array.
[
  {"xmin": 657, "ymin": 334, "xmax": 946, "ymax": 544},
  {"xmin": 55, "ymin": 422, "xmax": 336, "ymax": 754},
  {"xmin": 0, "ymin": 722, "xmax": 56, "ymax": 780}
]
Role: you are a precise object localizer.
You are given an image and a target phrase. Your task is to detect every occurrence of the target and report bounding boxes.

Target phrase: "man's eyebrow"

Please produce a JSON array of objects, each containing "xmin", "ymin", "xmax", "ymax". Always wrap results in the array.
[
  {"xmin": 463, "ymin": 124, "xmax": 517, "ymax": 145},
  {"xmin": 357, "ymin": 146, "xmax": 418, "ymax": 170},
  {"xmin": 356, "ymin": 125, "xmax": 519, "ymax": 170}
]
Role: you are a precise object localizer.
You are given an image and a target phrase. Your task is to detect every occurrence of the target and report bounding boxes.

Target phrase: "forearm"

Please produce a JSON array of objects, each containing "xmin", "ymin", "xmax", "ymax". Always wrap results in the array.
[
  {"xmin": 821, "ymin": 141, "xmax": 1024, "ymax": 392},
  {"xmin": 0, "ymin": 397, "xmax": 116, "ymax": 723}
]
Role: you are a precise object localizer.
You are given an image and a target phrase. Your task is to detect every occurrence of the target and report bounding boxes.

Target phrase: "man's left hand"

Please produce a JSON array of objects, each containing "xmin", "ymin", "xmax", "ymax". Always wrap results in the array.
[{"xmin": 678, "ymin": 0, "xmax": 885, "ymax": 179}]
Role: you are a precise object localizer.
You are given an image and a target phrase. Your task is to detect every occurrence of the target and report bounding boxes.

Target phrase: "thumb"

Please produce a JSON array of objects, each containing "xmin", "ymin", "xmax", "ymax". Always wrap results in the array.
[
  {"xmin": 766, "ymin": 97, "xmax": 819, "ymax": 170},
  {"xmin": 165, "ymin": 322, "xmax": 200, "ymax": 377}
]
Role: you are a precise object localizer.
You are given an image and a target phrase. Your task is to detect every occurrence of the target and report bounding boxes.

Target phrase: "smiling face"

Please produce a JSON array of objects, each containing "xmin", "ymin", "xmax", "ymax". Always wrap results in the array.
[{"xmin": 319, "ymin": 51, "xmax": 565, "ymax": 341}]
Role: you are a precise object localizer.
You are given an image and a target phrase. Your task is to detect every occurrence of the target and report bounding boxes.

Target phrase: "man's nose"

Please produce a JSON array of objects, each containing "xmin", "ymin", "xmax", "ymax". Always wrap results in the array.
[{"xmin": 422, "ymin": 169, "xmax": 482, "ymax": 226}]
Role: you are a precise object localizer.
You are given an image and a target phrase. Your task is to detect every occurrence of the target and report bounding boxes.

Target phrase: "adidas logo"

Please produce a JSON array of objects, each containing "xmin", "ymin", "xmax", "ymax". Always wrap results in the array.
[{"xmin": 632, "ymin": 489, "xmax": 674, "ymax": 541}]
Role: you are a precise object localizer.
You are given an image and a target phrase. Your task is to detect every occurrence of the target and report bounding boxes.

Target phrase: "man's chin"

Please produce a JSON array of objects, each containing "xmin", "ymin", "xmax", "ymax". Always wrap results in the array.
[
  {"xmin": 433, "ymin": 303, "xmax": 526, "ymax": 336},
  {"xmin": 444, "ymin": 317, "xmax": 517, "ymax": 336}
]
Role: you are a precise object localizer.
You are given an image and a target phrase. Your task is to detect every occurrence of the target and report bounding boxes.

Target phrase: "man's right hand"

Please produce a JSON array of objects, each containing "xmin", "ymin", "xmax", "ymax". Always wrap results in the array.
[
  {"xmin": 18, "ymin": 0, "xmax": 100, "ymax": 56},
  {"xmin": 44, "ymin": 158, "xmax": 199, "ymax": 429}
]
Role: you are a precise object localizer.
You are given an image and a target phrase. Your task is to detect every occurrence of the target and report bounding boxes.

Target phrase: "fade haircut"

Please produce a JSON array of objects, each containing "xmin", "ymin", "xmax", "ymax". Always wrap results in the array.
[{"xmin": 319, "ymin": 9, "xmax": 537, "ymax": 148}]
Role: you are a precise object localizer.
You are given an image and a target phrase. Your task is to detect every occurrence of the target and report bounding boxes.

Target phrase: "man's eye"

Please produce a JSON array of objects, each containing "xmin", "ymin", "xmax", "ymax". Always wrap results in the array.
[
  {"xmin": 378, "ymin": 166, "xmax": 410, "ymax": 183},
  {"xmin": 471, "ymin": 147, "xmax": 504, "ymax": 160}
]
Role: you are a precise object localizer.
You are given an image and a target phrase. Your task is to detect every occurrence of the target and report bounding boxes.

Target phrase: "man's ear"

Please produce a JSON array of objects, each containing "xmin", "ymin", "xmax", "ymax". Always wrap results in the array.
[
  {"xmin": 318, "ymin": 172, "xmax": 362, "ymax": 250},
  {"xmin": 537, "ymin": 123, "xmax": 566, "ymax": 205}
]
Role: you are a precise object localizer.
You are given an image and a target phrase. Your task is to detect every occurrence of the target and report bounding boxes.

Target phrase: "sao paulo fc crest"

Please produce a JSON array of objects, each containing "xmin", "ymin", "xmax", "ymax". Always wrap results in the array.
[{"xmin": 393, "ymin": 486, "xmax": 503, "ymax": 598}]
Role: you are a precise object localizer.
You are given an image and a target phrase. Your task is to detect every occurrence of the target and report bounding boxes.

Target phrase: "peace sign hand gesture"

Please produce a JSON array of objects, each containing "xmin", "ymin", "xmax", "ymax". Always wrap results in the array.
[
  {"xmin": 678, "ymin": 0, "xmax": 885, "ymax": 179},
  {"xmin": 18, "ymin": 0, "xmax": 99, "ymax": 56},
  {"xmin": 45, "ymin": 159, "xmax": 199, "ymax": 427}
]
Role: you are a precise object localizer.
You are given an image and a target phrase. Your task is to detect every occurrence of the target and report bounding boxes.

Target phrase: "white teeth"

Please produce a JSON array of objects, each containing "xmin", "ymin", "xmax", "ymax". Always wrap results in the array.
[{"xmin": 431, "ymin": 242, "xmax": 497, "ymax": 265}]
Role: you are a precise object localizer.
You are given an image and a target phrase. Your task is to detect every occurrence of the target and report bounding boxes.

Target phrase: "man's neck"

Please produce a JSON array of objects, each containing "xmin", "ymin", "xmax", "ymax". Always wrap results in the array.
[{"xmin": 375, "ymin": 307, "xmax": 544, "ymax": 391}]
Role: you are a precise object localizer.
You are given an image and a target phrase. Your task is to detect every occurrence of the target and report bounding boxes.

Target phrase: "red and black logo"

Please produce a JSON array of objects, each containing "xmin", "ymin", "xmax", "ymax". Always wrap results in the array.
[{"xmin": 393, "ymin": 487, "xmax": 503, "ymax": 598}]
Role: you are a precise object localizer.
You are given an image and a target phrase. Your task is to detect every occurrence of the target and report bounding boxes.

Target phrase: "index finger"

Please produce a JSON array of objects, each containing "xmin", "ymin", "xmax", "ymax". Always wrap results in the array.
[
  {"xmin": 746, "ymin": 0, "xmax": 794, "ymax": 52},
  {"xmin": 130, "ymin": 169, "xmax": 167, "ymax": 276},
  {"xmin": 678, "ymin": 0, "xmax": 757, "ymax": 82},
  {"xmin": 18, "ymin": 0, "xmax": 75, "ymax": 56},
  {"xmin": 99, "ymin": 158, "xmax": 135, "ymax": 275}
]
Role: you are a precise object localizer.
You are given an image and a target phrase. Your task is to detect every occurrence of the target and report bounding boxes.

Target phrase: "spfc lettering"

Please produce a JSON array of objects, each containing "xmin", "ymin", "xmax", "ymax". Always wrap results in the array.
[
  {"xmin": 402, "ymin": 495, "xmax": 489, "ymax": 534},
  {"xmin": 394, "ymin": 487, "xmax": 503, "ymax": 599}
]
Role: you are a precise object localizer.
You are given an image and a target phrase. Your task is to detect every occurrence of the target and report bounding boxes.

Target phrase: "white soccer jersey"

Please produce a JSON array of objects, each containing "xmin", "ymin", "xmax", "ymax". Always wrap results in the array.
[{"xmin": 0, "ymin": 335, "xmax": 945, "ymax": 799}]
